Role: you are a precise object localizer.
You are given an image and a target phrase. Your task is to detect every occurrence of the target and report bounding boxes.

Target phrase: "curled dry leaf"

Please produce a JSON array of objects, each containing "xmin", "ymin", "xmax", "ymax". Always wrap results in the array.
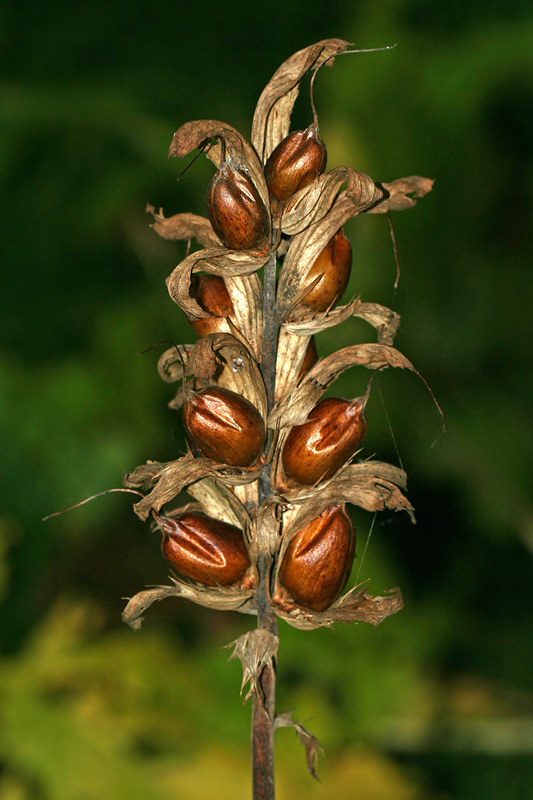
[
  {"xmin": 274, "ymin": 711, "xmax": 324, "ymax": 780},
  {"xmin": 169, "ymin": 119, "xmax": 270, "ymax": 211},
  {"xmin": 282, "ymin": 461, "xmax": 414, "ymax": 534},
  {"xmin": 252, "ymin": 38, "xmax": 351, "ymax": 163},
  {"xmin": 366, "ymin": 176, "xmax": 435, "ymax": 214},
  {"xmin": 226, "ymin": 629, "xmax": 279, "ymax": 704},
  {"xmin": 123, "ymin": 454, "xmax": 262, "ymax": 521},
  {"xmin": 280, "ymin": 167, "xmax": 383, "ymax": 237},
  {"xmin": 122, "ymin": 579, "xmax": 256, "ymax": 630},
  {"xmin": 274, "ymin": 583, "xmax": 404, "ymax": 630},
  {"xmin": 268, "ymin": 343, "xmax": 417, "ymax": 429},
  {"xmin": 166, "ymin": 246, "xmax": 269, "ymax": 321},
  {"xmin": 283, "ymin": 298, "xmax": 401, "ymax": 346},
  {"xmin": 146, "ymin": 205, "xmax": 220, "ymax": 247},
  {"xmin": 157, "ymin": 344, "xmax": 193, "ymax": 384}
]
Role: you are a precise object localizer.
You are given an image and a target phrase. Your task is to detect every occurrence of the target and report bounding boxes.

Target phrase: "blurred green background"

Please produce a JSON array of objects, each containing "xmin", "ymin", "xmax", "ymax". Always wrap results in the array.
[{"xmin": 2, "ymin": 0, "xmax": 532, "ymax": 797}]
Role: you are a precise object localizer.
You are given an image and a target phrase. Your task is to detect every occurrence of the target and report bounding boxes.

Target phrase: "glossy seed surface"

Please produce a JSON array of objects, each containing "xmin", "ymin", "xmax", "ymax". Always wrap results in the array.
[
  {"xmin": 278, "ymin": 505, "xmax": 355, "ymax": 611},
  {"xmin": 183, "ymin": 386, "xmax": 266, "ymax": 467},
  {"xmin": 282, "ymin": 396, "xmax": 367, "ymax": 484}
]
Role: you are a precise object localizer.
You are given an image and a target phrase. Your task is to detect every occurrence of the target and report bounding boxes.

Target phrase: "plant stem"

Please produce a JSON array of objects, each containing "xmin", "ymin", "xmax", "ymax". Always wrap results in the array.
[{"xmin": 251, "ymin": 246, "xmax": 279, "ymax": 800}]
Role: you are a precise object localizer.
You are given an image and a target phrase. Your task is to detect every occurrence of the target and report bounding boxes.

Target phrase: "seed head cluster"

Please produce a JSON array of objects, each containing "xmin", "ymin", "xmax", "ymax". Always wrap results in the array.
[{"xmin": 122, "ymin": 39, "xmax": 433, "ymax": 635}]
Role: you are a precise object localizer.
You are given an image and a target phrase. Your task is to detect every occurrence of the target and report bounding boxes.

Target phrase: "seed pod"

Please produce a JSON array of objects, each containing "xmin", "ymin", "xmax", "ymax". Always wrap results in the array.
[
  {"xmin": 264, "ymin": 126, "xmax": 327, "ymax": 202},
  {"xmin": 189, "ymin": 274, "xmax": 235, "ymax": 337},
  {"xmin": 183, "ymin": 386, "xmax": 266, "ymax": 467},
  {"xmin": 158, "ymin": 512, "xmax": 250, "ymax": 587},
  {"xmin": 277, "ymin": 505, "xmax": 354, "ymax": 611},
  {"xmin": 302, "ymin": 229, "xmax": 352, "ymax": 311},
  {"xmin": 207, "ymin": 162, "xmax": 270, "ymax": 251},
  {"xmin": 282, "ymin": 395, "xmax": 367, "ymax": 485},
  {"xmin": 297, "ymin": 337, "xmax": 318, "ymax": 381}
]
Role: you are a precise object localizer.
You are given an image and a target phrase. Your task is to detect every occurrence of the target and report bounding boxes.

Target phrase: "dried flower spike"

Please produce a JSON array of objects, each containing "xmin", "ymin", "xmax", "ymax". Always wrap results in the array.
[
  {"xmin": 158, "ymin": 511, "xmax": 251, "ymax": 587},
  {"xmin": 189, "ymin": 274, "xmax": 235, "ymax": 337},
  {"xmin": 282, "ymin": 395, "xmax": 368, "ymax": 485},
  {"xmin": 207, "ymin": 161, "xmax": 270, "ymax": 251},
  {"xmin": 302, "ymin": 229, "xmax": 352, "ymax": 311},
  {"xmin": 276, "ymin": 505, "xmax": 354, "ymax": 611},
  {"xmin": 183, "ymin": 385, "xmax": 266, "ymax": 466},
  {"xmin": 264, "ymin": 125, "xmax": 327, "ymax": 202}
]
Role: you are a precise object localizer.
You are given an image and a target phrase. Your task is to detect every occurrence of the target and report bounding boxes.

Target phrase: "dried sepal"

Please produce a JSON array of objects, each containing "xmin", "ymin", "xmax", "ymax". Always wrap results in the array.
[
  {"xmin": 226, "ymin": 629, "xmax": 279, "ymax": 704},
  {"xmin": 274, "ymin": 583, "xmax": 403, "ymax": 630},
  {"xmin": 122, "ymin": 578, "xmax": 256, "ymax": 631},
  {"xmin": 169, "ymin": 120, "xmax": 270, "ymax": 213},
  {"xmin": 247, "ymin": 501, "xmax": 281, "ymax": 559},
  {"xmin": 365, "ymin": 176, "xmax": 435, "ymax": 214},
  {"xmin": 251, "ymin": 38, "xmax": 351, "ymax": 163},
  {"xmin": 274, "ymin": 329, "xmax": 314, "ymax": 403},
  {"xmin": 166, "ymin": 245, "xmax": 269, "ymax": 322},
  {"xmin": 123, "ymin": 454, "xmax": 262, "ymax": 521},
  {"xmin": 224, "ymin": 274, "xmax": 263, "ymax": 358},
  {"xmin": 186, "ymin": 477, "xmax": 251, "ymax": 531},
  {"xmin": 274, "ymin": 711, "xmax": 323, "ymax": 780},
  {"xmin": 268, "ymin": 343, "xmax": 416, "ymax": 429},
  {"xmin": 146, "ymin": 205, "xmax": 220, "ymax": 247}
]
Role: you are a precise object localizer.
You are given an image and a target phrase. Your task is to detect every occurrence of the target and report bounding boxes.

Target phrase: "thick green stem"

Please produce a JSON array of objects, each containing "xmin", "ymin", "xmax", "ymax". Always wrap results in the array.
[{"xmin": 252, "ymin": 247, "xmax": 279, "ymax": 800}]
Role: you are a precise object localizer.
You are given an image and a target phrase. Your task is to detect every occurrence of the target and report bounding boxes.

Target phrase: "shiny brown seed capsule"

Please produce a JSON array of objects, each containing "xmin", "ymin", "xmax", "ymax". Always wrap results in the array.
[
  {"xmin": 297, "ymin": 337, "xmax": 318, "ymax": 381},
  {"xmin": 189, "ymin": 274, "xmax": 235, "ymax": 337},
  {"xmin": 183, "ymin": 386, "xmax": 266, "ymax": 467},
  {"xmin": 282, "ymin": 395, "xmax": 367, "ymax": 485},
  {"xmin": 302, "ymin": 229, "xmax": 352, "ymax": 311},
  {"xmin": 157, "ymin": 511, "xmax": 250, "ymax": 587},
  {"xmin": 207, "ymin": 162, "xmax": 270, "ymax": 251},
  {"xmin": 277, "ymin": 505, "xmax": 355, "ymax": 612},
  {"xmin": 264, "ymin": 126, "xmax": 327, "ymax": 202}
]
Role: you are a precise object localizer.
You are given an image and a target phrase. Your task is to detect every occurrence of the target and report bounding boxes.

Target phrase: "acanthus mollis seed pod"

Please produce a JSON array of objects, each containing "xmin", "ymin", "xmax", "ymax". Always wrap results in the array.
[
  {"xmin": 206, "ymin": 162, "xmax": 270, "ymax": 251},
  {"xmin": 302, "ymin": 229, "xmax": 352, "ymax": 311},
  {"xmin": 264, "ymin": 126, "xmax": 327, "ymax": 202},
  {"xmin": 189, "ymin": 274, "xmax": 235, "ymax": 337},
  {"xmin": 157, "ymin": 511, "xmax": 250, "ymax": 587},
  {"xmin": 282, "ymin": 395, "xmax": 367, "ymax": 485},
  {"xmin": 277, "ymin": 505, "xmax": 354, "ymax": 612},
  {"xmin": 297, "ymin": 336, "xmax": 318, "ymax": 381},
  {"xmin": 183, "ymin": 386, "xmax": 266, "ymax": 467}
]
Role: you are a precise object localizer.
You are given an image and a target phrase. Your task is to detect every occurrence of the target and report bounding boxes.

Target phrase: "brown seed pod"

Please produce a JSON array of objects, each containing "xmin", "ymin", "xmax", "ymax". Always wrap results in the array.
[
  {"xmin": 297, "ymin": 336, "xmax": 318, "ymax": 381},
  {"xmin": 264, "ymin": 126, "xmax": 327, "ymax": 202},
  {"xmin": 183, "ymin": 386, "xmax": 266, "ymax": 467},
  {"xmin": 157, "ymin": 511, "xmax": 250, "ymax": 587},
  {"xmin": 282, "ymin": 395, "xmax": 367, "ymax": 485},
  {"xmin": 302, "ymin": 229, "xmax": 352, "ymax": 311},
  {"xmin": 206, "ymin": 162, "xmax": 270, "ymax": 251},
  {"xmin": 277, "ymin": 505, "xmax": 354, "ymax": 611},
  {"xmin": 189, "ymin": 274, "xmax": 235, "ymax": 337}
]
